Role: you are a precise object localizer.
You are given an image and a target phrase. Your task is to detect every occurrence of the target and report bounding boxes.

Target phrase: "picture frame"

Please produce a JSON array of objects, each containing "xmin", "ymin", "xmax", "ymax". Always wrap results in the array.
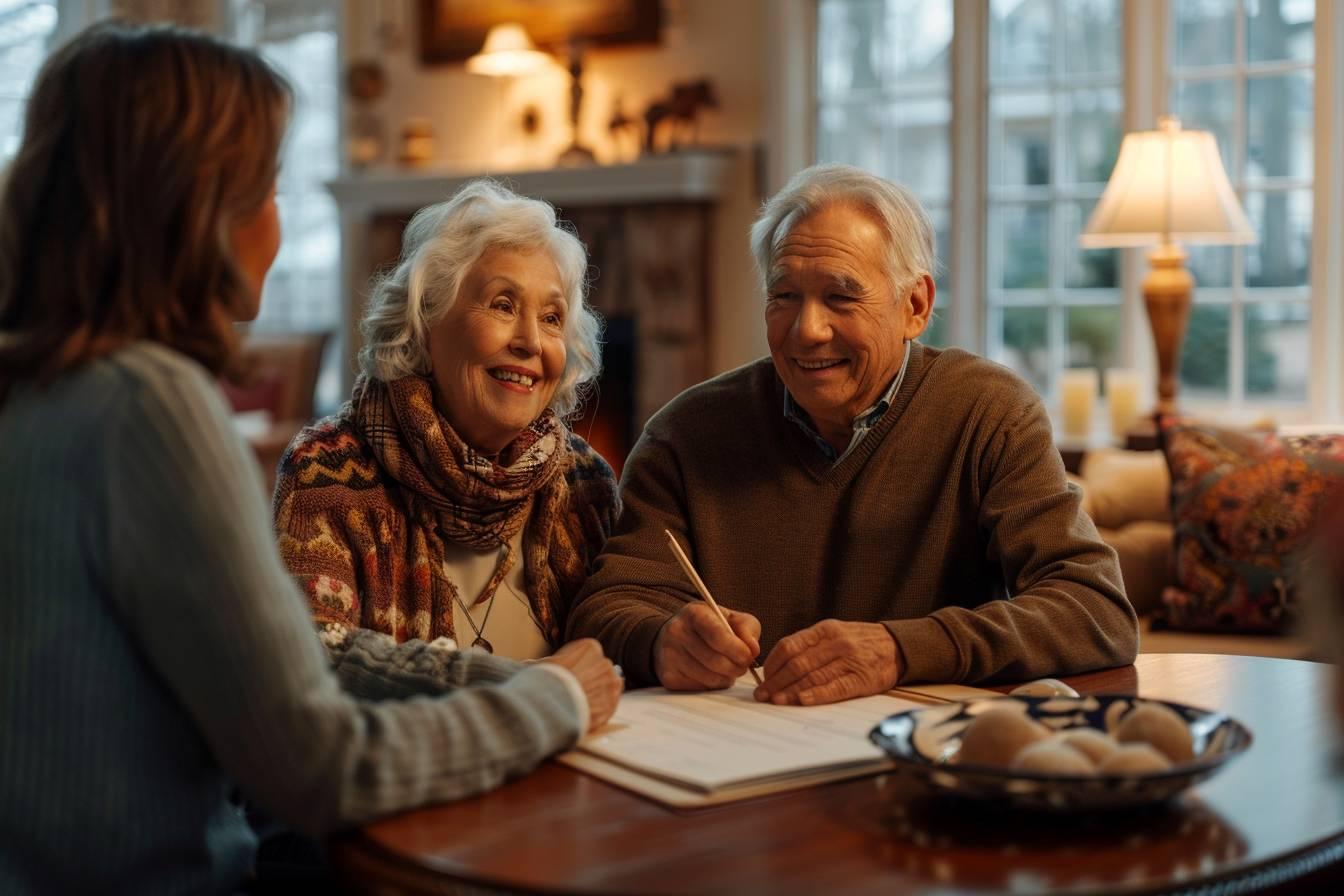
[{"xmin": 418, "ymin": 0, "xmax": 662, "ymax": 65}]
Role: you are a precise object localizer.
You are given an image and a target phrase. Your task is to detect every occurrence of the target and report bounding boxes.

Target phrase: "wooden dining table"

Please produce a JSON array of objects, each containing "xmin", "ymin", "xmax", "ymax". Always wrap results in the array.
[{"xmin": 331, "ymin": 653, "xmax": 1344, "ymax": 895}]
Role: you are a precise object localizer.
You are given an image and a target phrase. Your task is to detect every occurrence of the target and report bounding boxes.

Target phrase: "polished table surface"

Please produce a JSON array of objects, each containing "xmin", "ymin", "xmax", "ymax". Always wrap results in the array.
[{"xmin": 333, "ymin": 654, "xmax": 1344, "ymax": 895}]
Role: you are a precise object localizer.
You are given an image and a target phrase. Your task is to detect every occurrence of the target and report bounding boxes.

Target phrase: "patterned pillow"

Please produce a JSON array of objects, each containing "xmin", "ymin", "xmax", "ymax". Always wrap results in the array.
[{"xmin": 1158, "ymin": 418, "xmax": 1344, "ymax": 633}]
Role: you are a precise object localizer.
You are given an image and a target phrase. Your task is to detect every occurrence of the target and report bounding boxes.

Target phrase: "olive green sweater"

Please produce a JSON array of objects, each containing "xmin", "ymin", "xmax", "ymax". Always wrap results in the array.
[{"xmin": 567, "ymin": 344, "xmax": 1137, "ymax": 686}]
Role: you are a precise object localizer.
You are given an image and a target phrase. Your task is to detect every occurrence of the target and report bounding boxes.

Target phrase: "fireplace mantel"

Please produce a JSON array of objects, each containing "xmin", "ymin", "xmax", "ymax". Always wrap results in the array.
[
  {"xmin": 326, "ymin": 152, "xmax": 738, "ymax": 467},
  {"xmin": 327, "ymin": 152, "xmax": 737, "ymax": 212}
]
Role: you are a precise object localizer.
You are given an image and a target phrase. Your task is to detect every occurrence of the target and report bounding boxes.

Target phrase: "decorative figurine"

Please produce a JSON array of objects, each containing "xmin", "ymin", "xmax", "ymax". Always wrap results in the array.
[{"xmin": 643, "ymin": 78, "xmax": 718, "ymax": 154}]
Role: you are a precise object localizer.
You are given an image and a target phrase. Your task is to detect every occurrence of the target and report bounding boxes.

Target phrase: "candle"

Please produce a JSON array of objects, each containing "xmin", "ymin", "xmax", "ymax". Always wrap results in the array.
[
  {"xmin": 1059, "ymin": 368, "xmax": 1098, "ymax": 440},
  {"xmin": 1105, "ymin": 368, "xmax": 1141, "ymax": 442}
]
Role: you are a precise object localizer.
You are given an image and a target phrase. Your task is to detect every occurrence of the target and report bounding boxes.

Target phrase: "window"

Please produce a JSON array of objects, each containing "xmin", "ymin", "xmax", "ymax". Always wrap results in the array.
[
  {"xmin": 1171, "ymin": 0, "xmax": 1315, "ymax": 404},
  {"xmin": 0, "ymin": 1, "xmax": 58, "ymax": 159},
  {"xmin": 235, "ymin": 0, "xmax": 341, "ymax": 413},
  {"xmin": 815, "ymin": 0, "xmax": 953, "ymax": 344},
  {"xmin": 814, "ymin": 0, "xmax": 1339, "ymax": 419},
  {"xmin": 986, "ymin": 0, "xmax": 1122, "ymax": 395}
]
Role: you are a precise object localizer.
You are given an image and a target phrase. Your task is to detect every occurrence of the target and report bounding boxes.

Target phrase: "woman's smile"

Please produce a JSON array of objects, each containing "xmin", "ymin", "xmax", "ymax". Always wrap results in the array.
[{"xmin": 488, "ymin": 365, "xmax": 541, "ymax": 392}]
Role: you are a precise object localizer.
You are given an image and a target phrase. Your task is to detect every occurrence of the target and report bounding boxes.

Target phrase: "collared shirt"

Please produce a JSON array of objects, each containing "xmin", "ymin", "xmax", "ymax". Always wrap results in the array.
[{"xmin": 783, "ymin": 341, "xmax": 912, "ymax": 465}]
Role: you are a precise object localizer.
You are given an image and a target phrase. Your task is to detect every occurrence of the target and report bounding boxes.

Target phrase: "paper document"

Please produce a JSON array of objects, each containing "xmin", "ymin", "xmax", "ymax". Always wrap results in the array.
[{"xmin": 561, "ymin": 675, "xmax": 926, "ymax": 804}]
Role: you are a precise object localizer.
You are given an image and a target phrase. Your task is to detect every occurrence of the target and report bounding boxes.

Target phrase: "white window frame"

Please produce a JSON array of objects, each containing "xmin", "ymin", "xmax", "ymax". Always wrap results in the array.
[
  {"xmin": 982, "ymin": 0, "xmax": 1126, "ymax": 395},
  {"xmin": 778, "ymin": 0, "xmax": 1344, "ymax": 423}
]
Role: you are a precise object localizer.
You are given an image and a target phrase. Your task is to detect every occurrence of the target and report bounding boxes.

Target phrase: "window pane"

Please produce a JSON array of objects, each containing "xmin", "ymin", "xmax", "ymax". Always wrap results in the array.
[
  {"xmin": 882, "ymin": 0, "xmax": 952, "ymax": 88},
  {"xmin": 1180, "ymin": 304, "xmax": 1230, "ymax": 398},
  {"xmin": 999, "ymin": 306, "xmax": 1051, "ymax": 392},
  {"xmin": 256, "ymin": 28, "xmax": 341, "ymax": 411},
  {"xmin": 993, "ymin": 204, "xmax": 1050, "ymax": 289},
  {"xmin": 1171, "ymin": 79, "xmax": 1235, "ymax": 175},
  {"xmin": 0, "ymin": 96, "xmax": 19, "ymax": 156},
  {"xmin": 886, "ymin": 97, "xmax": 950, "ymax": 202},
  {"xmin": 990, "ymin": 0, "xmax": 1052, "ymax": 82},
  {"xmin": 1246, "ymin": 72, "xmax": 1313, "ymax": 181},
  {"xmin": 1245, "ymin": 189, "xmax": 1311, "ymax": 288},
  {"xmin": 1248, "ymin": 0, "xmax": 1314, "ymax": 64},
  {"xmin": 989, "ymin": 91, "xmax": 1051, "ymax": 187},
  {"xmin": 817, "ymin": 0, "xmax": 883, "ymax": 95},
  {"xmin": 0, "ymin": 0, "xmax": 57, "ymax": 159},
  {"xmin": 1187, "ymin": 245, "xmax": 1233, "ymax": 289},
  {"xmin": 1060, "ymin": 88, "xmax": 1122, "ymax": 185},
  {"xmin": 1172, "ymin": 0, "xmax": 1235, "ymax": 68},
  {"xmin": 929, "ymin": 205, "xmax": 950, "ymax": 295},
  {"xmin": 923, "ymin": 310, "xmax": 950, "ymax": 347},
  {"xmin": 1245, "ymin": 302, "xmax": 1309, "ymax": 399},
  {"xmin": 817, "ymin": 102, "xmax": 883, "ymax": 172},
  {"xmin": 1063, "ymin": 0, "xmax": 1121, "ymax": 76},
  {"xmin": 1066, "ymin": 305, "xmax": 1121, "ymax": 371},
  {"xmin": 1062, "ymin": 202, "xmax": 1118, "ymax": 288}
]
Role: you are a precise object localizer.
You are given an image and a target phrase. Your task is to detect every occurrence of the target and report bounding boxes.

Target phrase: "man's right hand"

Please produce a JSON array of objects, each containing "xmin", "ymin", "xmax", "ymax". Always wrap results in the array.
[{"xmin": 653, "ymin": 603, "xmax": 762, "ymax": 691}]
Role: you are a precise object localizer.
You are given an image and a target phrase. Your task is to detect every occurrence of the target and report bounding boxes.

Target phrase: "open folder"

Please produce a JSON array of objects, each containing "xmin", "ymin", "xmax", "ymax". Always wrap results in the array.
[{"xmin": 558, "ymin": 674, "xmax": 989, "ymax": 808}]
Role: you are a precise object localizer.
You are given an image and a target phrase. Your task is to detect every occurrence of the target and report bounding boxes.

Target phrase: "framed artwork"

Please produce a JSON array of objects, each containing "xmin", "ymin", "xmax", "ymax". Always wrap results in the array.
[{"xmin": 419, "ymin": 0, "xmax": 662, "ymax": 65}]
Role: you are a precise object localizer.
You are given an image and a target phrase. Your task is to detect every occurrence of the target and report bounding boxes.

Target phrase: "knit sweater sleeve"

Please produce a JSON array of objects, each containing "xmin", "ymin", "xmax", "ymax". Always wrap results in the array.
[
  {"xmin": 885, "ymin": 391, "xmax": 1138, "ymax": 684},
  {"xmin": 104, "ymin": 355, "xmax": 583, "ymax": 835},
  {"xmin": 565, "ymin": 431, "xmax": 697, "ymax": 686}
]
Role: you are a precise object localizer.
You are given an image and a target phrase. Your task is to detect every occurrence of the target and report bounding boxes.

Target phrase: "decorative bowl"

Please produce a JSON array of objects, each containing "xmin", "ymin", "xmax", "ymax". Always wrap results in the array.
[{"xmin": 869, "ymin": 695, "xmax": 1253, "ymax": 811}]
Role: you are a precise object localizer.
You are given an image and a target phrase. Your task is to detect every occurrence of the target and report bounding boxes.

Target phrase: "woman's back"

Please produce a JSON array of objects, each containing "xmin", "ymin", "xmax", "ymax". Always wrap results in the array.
[
  {"xmin": 0, "ymin": 343, "xmax": 259, "ymax": 893},
  {"xmin": 0, "ymin": 22, "xmax": 619, "ymax": 894}
]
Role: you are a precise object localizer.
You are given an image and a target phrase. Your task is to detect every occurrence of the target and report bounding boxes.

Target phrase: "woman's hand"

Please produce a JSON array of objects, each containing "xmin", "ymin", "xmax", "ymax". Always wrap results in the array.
[{"xmin": 544, "ymin": 638, "xmax": 623, "ymax": 731}]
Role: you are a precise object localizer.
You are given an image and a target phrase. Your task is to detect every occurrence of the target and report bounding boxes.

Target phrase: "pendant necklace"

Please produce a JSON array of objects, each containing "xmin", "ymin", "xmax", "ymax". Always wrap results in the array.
[
  {"xmin": 440, "ymin": 542, "xmax": 514, "ymax": 655},
  {"xmin": 454, "ymin": 587, "xmax": 498, "ymax": 653}
]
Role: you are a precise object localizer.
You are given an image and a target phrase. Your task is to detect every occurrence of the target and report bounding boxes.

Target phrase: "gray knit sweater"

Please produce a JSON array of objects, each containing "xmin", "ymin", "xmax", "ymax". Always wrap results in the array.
[{"xmin": 0, "ymin": 343, "xmax": 582, "ymax": 895}]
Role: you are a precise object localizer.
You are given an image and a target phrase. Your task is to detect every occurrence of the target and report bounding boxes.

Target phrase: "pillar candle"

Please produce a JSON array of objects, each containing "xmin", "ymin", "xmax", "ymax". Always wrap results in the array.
[
  {"xmin": 1105, "ymin": 368, "xmax": 1141, "ymax": 442},
  {"xmin": 1059, "ymin": 368, "xmax": 1099, "ymax": 440}
]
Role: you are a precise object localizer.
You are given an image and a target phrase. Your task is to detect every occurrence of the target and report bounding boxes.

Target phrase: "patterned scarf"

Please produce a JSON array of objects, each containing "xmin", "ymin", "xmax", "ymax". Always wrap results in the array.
[{"xmin": 352, "ymin": 374, "xmax": 572, "ymax": 642}]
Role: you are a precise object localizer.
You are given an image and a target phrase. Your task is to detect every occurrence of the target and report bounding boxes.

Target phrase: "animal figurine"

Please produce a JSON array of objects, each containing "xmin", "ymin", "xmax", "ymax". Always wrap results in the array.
[{"xmin": 643, "ymin": 79, "xmax": 719, "ymax": 154}]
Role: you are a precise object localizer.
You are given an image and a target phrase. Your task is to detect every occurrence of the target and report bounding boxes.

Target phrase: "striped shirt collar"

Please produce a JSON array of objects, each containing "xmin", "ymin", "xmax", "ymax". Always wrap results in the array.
[{"xmin": 783, "ymin": 340, "xmax": 912, "ymax": 465}]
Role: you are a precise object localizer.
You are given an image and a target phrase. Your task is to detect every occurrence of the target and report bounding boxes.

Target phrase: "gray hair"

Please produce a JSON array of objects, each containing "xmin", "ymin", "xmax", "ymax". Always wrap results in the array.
[
  {"xmin": 750, "ymin": 163, "xmax": 937, "ymax": 295},
  {"xmin": 358, "ymin": 179, "xmax": 601, "ymax": 418}
]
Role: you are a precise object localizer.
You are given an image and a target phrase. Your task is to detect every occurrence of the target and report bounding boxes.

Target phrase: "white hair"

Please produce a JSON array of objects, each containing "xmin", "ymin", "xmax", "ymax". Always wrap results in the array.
[
  {"xmin": 358, "ymin": 179, "xmax": 601, "ymax": 418},
  {"xmin": 749, "ymin": 162, "xmax": 938, "ymax": 295}
]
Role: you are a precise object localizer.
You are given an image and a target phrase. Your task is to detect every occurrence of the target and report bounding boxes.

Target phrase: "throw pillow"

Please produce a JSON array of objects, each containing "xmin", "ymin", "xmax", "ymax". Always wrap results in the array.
[
  {"xmin": 1079, "ymin": 448, "xmax": 1170, "ymax": 530},
  {"xmin": 1158, "ymin": 418, "xmax": 1344, "ymax": 633}
]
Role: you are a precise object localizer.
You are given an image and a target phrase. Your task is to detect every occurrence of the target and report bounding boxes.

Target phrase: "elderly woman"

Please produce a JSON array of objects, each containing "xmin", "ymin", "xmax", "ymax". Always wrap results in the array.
[{"xmin": 275, "ymin": 180, "xmax": 619, "ymax": 663}]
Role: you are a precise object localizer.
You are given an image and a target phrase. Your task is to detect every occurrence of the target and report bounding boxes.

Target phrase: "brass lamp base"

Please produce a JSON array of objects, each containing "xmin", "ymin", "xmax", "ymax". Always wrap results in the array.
[
  {"xmin": 554, "ymin": 40, "xmax": 596, "ymax": 168},
  {"xmin": 1143, "ymin": 244, "xmax": 1195, "ymax": 417},
  {"xmin": 556, "ymin": 142, "xmax": 597, "ymax": 167}
]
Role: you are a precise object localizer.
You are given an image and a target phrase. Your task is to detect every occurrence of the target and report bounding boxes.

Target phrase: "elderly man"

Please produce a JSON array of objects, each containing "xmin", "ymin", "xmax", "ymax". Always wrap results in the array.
[{"xmin": 567, "ymin": 163, "xmax": 1137, "ymax": 704}]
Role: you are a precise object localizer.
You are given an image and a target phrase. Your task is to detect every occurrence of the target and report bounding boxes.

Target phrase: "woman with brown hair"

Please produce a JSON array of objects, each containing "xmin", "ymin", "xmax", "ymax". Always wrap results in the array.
[{"xmin": 0, "ymin": 22, "xmax": 619, "ymax": 895}]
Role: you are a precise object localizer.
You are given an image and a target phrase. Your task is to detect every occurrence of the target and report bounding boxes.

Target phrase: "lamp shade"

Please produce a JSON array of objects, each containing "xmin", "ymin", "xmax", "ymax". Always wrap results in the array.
[
  {"xmin": 1080, "ymin": 117, "xmax": 1255, "ymax": 248},
  {"xmin": 465, "ymin": 23, "xmax": 552, "ymax": 77}
]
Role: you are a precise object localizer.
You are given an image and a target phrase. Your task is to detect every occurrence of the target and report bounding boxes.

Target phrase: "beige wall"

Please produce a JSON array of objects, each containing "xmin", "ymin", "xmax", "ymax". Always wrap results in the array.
[{"xmin": 343, "ymin": 0, "xmax": 771, "ymax": 374}]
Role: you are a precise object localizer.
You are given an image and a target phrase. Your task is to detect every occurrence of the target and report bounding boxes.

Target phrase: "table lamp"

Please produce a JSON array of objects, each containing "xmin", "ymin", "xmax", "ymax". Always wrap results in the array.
[
  {"xmin": 466, "ymin": 24, "xmax": 596, "ymax": 168},
  {"xmin": 1081, "ymin": 116, "xmax": 1255, "ymax": 415},
  {"xmin": 465, "ymin": 23, "xmax": 551, "ymax": 77}
]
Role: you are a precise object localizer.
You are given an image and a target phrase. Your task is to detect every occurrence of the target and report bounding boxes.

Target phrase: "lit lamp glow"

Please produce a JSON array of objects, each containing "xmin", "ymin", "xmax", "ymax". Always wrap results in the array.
[
  {"xmin": 465, "ymin": 23, "xmax": 551, "ymax": 77},
  {"xmin": 465, "ymin": 24, "xmax": 595, "ymax": 168},
  {"xmin": 1081, "ymin": 116, "xmax": 1255, "ymax": 415}
]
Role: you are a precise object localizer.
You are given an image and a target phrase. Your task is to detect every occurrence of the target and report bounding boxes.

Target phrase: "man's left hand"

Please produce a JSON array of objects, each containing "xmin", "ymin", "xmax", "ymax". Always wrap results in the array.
[{"xmin": 754, "ymin": 620, "xmax": 900, "ymax": 705}]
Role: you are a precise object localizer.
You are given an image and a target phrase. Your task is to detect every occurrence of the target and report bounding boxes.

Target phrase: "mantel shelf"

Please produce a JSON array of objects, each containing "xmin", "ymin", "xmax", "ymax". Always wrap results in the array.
[{"xmin": 327, "ymin": 151, "xmax": 737, "ymax": 212}]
